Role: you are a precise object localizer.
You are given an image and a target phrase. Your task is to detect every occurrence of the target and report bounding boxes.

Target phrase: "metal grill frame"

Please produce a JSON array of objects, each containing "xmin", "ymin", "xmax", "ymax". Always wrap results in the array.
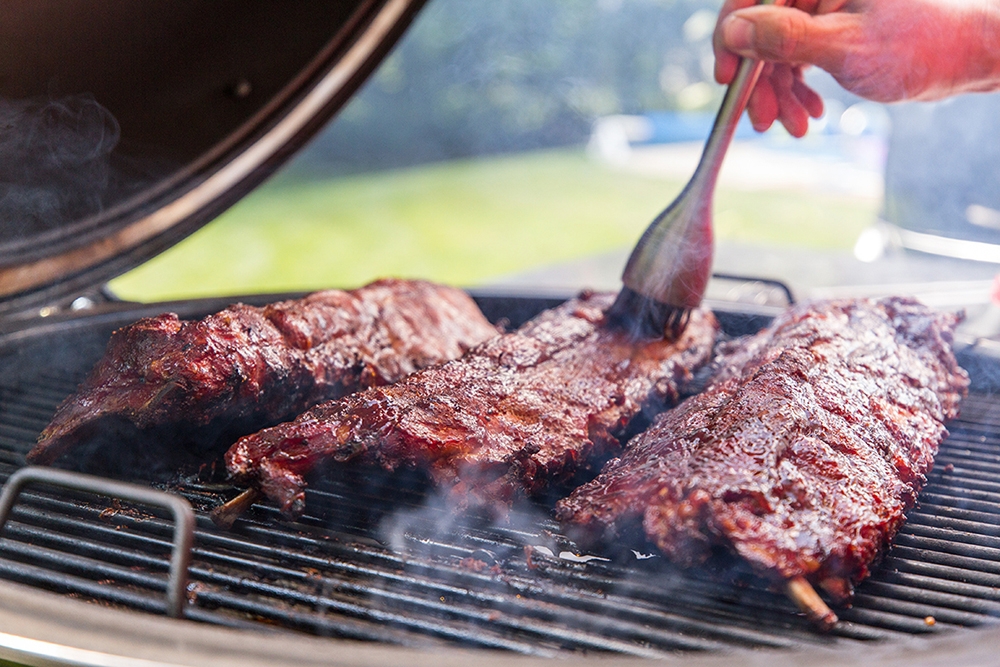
[{"xmin": 0, "ymin": 292, "xmax": 999, "ymax": 666}]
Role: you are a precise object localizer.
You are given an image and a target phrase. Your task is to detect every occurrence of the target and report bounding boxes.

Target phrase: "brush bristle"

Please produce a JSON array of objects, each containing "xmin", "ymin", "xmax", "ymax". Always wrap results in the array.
[{"xmin": 605, "ymin": 287, "xmax": 690, "ymax": 340}]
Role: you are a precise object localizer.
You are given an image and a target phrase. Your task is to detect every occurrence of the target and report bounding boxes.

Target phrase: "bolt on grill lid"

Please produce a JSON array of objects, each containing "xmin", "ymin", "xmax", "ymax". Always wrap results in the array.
[{"xmin": 0, "ymin": 0, "xmax": 427, "ymax": 316}]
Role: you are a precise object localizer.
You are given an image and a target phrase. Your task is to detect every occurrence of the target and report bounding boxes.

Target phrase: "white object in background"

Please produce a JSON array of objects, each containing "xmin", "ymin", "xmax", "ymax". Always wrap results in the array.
[
  {"xmin": 966, "ymin": 204, "xmax": 1000, "ymax": 231},
  {"xmin": 586, "ymin": 115, "xmax": 653, "ymax": 165},
  {"xmin": 854, "ymin": 225, "xmax": 889, "ymax": 263}
]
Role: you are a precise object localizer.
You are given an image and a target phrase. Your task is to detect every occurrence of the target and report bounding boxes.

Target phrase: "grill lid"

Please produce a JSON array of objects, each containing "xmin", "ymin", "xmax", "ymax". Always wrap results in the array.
[{"xmin": 0, "ymin": 0, "xmax": 426, "ymax": 316}]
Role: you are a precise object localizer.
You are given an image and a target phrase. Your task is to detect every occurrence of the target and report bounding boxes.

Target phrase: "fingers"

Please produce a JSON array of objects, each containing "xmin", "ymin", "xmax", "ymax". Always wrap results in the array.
[
  {"xmin": 772, "ymin": 66, "xmax": 812, "ymax": 137},
  {"xmin": 792, "ymin": 70, "xmax": 824, "ymax": 119},
  {"xmin": 714, "ymin": 41, "xmax": 741, "ymax": 85},
  {"xmin": 713, "ymin": 0, "xmax": 758, "ymax": 84},
  {"xmin": 713, "ymin": 1, "xmax": 837, "ymax": 83},
  {"xmin": 745, "ymin": 65, "xmax": 825, "ymax": 137},
  {"xmin": 714, "ymin": 1, "xmax": 832, "ymax": 137},
  {"xmin": 719, "ymin": 5, "xmax": 842, "ymax": 68},
  {"xmin": 746, "ymin": 66, "xmax": 780, "ymax": 132}
]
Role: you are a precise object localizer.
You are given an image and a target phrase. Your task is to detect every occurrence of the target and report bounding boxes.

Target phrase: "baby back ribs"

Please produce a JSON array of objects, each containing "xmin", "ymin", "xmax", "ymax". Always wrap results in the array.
[
  {"xmin": 556, "ymin": 297, "xmax": 968, "ymax": 628},
  {"xmin": 223, "ymin": 292, "xmax": 719, "ymax": 519},
  {"xmin": 29, "ymin": 279, "xmax": 498, "ymax": 466}
]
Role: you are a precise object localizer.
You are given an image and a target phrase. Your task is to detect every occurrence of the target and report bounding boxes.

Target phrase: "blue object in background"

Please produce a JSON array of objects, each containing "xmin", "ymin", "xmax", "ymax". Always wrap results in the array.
[{"xmin": 632, "ymin": 111, "xmax": 757, "ymax": 145}]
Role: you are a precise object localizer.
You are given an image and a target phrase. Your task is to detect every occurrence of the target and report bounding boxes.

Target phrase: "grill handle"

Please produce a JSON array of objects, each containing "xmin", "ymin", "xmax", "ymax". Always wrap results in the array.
[
  {"xmin": 711, "ymin": 273, "xmax": 796, "ymax": 306},
  {"xmin": 0, "ymin": 466, "xmax": 195, "ymax": 619}
]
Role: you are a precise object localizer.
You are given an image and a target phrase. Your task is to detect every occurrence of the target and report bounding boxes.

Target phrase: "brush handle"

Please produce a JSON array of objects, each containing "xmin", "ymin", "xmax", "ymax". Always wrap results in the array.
[
  {"xmin": 690, "ymin": 0, "xmax": 791, "ymax": 191},
  {"xmin": 616, "ymin": 0, "xmax": 793, "ymax": 315}
]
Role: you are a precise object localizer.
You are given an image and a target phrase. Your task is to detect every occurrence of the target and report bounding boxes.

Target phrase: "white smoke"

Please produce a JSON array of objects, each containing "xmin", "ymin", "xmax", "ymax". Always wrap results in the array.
[{"xmin": 0, "ymin": 94, "xmax": 121, "ymax": 236}]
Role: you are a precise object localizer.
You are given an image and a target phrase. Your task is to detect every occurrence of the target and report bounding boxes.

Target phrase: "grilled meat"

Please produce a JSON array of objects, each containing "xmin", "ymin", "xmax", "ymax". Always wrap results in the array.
[
  {"xmin": 29, "ymin": 279, "xmax": 498, "ymax": 466},
  {"xmin": 224, "ymin": 292, "xmax": 719, "ymax": 519},
  {"xmin": 557, "ymin": 297, "xmax": 968, "ymax": 621}
]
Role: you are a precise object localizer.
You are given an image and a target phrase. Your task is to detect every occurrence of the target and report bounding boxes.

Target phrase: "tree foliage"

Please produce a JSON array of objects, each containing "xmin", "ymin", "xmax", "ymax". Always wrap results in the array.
[{"xmin": 290, "ymin": 0, "xmax": 722, "ymax": 175}]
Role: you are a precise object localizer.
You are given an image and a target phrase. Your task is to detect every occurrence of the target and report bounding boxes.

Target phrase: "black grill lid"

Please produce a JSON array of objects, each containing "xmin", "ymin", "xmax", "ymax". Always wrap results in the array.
[{"xmin": 0, "ymin": 0, "xmax": 426, "ymax": 316}]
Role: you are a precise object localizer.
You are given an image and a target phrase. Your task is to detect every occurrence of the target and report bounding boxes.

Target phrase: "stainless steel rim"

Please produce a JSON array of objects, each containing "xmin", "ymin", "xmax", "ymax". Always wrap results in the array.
[{"xmin": 0, "ymin": 579, "xmax": 994, "ymax": 667}]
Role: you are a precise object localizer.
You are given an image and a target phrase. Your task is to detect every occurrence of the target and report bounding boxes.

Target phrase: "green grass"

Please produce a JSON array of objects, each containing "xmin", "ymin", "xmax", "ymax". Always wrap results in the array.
[{"xmin": 109, "ymin": 148, "xmax": 878, "ymax": 302}]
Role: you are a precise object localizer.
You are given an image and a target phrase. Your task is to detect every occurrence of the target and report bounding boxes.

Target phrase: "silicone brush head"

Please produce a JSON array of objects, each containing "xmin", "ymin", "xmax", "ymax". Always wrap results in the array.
[
  {"xmin": 605, "ymin": 180, "xmax": 713, "ymax": 340},
  {"xmin": 604, "ymin": 286, "xmax": 693, "ymax": 340}
]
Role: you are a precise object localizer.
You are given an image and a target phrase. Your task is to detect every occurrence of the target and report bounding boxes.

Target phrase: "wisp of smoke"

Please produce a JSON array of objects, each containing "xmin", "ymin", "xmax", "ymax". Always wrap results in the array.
[{"xmin": 0, "ymin": 94, "xmax": 121, "ymax": 235}]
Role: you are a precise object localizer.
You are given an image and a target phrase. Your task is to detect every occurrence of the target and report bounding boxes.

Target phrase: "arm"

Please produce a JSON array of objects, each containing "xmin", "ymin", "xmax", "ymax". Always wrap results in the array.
[{"xmin": 713, "ymin": 0, "xmax": 1000, "ymax": 136}]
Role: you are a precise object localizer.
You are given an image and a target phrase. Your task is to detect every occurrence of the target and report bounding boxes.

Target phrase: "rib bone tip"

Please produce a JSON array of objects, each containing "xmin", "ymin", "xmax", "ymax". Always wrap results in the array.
[
  {"xmin": 210, "ymin": 488, "xmax": 260, "ymax": 530},
  {"xmin": 786, "ymin": 576, "xmax": 839, "ymax": 632}
]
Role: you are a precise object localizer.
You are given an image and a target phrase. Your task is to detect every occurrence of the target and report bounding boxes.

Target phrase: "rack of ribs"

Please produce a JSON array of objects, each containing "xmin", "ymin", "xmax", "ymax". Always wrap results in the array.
[
  {"xmin": 222, "ymin": 292, "xmax": 719, "ymax": 521},
  {"xmin": 29, "ymin": 279, "xmax": 499, "ymax": 467},
  {"xmin": 556, "ymin": 297, "xmax": 969, "ymax": 629}
]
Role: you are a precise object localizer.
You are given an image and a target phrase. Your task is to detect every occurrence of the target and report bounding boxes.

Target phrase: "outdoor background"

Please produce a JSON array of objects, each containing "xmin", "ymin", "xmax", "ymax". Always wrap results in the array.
[{"xmin": 108, "ymin": 0, "xmax": 882, "ymax": 302}]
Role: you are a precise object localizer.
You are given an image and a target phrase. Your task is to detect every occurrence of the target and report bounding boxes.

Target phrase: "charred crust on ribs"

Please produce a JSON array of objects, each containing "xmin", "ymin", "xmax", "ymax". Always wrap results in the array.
[
  {"xmin": 556, "ymin": 297, "xmax": 969, "ymax": 627},
  {"xmin": 29, "ymin": 279, "xmax": 499, "ymax": 470},
  {"xmin": 223, "ymin": 293, "xmax": 720, "ymax": 520}
]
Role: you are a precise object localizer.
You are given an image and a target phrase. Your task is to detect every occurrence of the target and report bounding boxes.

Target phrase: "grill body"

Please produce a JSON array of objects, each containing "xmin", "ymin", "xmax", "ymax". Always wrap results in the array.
[{"xmin": 0, "ymin": 293, "xmax": 998, "ymax": 665}]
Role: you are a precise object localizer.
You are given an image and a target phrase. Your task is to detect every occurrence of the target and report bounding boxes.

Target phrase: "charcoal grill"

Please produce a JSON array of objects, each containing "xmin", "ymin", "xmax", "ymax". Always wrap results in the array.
[
  {"xmin": 0, "ymin": 294, "xmax": 998, "ymax": 666},
  {"xmin": 4, "ymin": 2, "xmax": 1000, "ymax": 665}
]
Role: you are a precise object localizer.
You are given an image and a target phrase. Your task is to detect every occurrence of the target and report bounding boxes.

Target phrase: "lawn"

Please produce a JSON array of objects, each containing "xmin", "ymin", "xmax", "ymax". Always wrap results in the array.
[{"xmin": 108, "ymin": 148, "xmax": 879, "ymax": 302}]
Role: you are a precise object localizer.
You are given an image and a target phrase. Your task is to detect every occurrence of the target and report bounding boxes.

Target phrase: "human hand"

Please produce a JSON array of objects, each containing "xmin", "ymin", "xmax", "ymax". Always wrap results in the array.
[{"xmin": 713, "ymin": 0, "xmax": 1000, "ymax": 136}]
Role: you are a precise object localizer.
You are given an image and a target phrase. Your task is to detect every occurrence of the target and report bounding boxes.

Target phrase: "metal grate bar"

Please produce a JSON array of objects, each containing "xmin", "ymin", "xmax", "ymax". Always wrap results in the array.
[
  {"xmin": 920, "ymin": 492, "xmax": 1000, "ymax": 515},
  {"xmin": 901, "ymin": 521, "xmax": 1000, "ymax": 550},
  {"xmin": 0, "ymin": 533, "xmax": 170, "ymax": 592},
  {"xmin": 895, "ymin": 542, "xmax": 1000, "ymax": 575},
  {"xmin": 183, "ymin": 586, "xmax": 491, "ymax": 650},
  {"xmin": 12, "ymin": 505, "xmax": 180, "ymax": 553},
  {"xmin": 0, "ymin": 557, "xmax": 169, "ymax": 614},
  {"xmin": 3, "ymin": 517, "xmax": 174, "ymax": 573},
  {"xmin": 834, "ymin": 606, "xmax": 950, "ymax": 634},
  {"xmin": 186, "ymin": 571, "xmax": 575, "ymax": 655},
  {"xmin": 888, "ymin": 555, "xmax": 1000, "ymax": 589},
  {"xmin": 937, "ymin": 445, "xmax": 1000, "ymax": 461},
  {"xmin": 875, "ymin": 559, "xmax": 1000, "ymax": 604},
  {"xmin": 928, "ymin": 474, "xmax": 1000, "ymax": 496},
  {"xmin": 910, "ymin": 504, "xmax": 1000, "ymax": 527},
  {"xmin": 851, "ymin": 587, "xmax": 996, "ymax": 625}
]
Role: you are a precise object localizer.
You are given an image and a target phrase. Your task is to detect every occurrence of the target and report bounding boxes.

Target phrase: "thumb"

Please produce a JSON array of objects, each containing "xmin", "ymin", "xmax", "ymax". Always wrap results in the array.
[{"xmin": 720, "ymin": 6, "xmax": 848, "ymax": 71}]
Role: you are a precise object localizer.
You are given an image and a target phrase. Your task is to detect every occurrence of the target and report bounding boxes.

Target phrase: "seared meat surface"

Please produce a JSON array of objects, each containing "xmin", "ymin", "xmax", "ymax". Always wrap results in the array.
[
  {"xmin": 225, "ymin": 292, "xmax": 719, "ymax": 518},
  {"xmin": 30, "ymin": 279, "xmax": 498, "ymax": 466},
  {"xmin": 557, "ymin": 297, "xmax": 968, "ymax": 607}
]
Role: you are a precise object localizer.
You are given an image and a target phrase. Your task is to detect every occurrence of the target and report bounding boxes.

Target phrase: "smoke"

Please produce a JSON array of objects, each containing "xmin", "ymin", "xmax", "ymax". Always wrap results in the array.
[{"xmin": 0, "ymin": 94, "xmax": 122, "ymax": 237}]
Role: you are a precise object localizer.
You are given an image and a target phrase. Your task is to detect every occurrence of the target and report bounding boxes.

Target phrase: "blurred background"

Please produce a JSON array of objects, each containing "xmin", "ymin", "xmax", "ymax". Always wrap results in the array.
[{"xmin": 105, "ymin": 0, "xmax": 1000, "ymax": 321}]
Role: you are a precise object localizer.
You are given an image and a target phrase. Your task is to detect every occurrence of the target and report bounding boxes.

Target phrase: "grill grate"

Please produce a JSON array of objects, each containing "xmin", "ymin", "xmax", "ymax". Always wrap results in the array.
[{"xmin": 0, "ymin": 300, "xmax": 998, "ymax": 657}]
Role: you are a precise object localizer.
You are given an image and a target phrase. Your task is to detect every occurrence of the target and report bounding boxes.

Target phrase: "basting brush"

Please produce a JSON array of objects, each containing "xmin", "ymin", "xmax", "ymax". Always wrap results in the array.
[{"xmin": 606, "ymin": 0, "xmax": 788, "ymax": 340}]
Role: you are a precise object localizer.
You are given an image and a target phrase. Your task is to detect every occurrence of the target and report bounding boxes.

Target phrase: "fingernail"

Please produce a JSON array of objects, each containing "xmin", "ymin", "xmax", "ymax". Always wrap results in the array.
[{"xmin": 723, "ymin": 16, "xmax": 755, "ymax": 53}]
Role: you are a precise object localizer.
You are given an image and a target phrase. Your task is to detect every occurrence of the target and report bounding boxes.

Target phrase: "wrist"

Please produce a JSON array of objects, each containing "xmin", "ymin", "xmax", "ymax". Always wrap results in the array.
[
  {"xmin": 960, "ymin": 2, "xmax": 1000, "ymax": 95},
  {"xmin": 922, "ymin": 1, "xmax": 1000, "ymax": 99}
]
